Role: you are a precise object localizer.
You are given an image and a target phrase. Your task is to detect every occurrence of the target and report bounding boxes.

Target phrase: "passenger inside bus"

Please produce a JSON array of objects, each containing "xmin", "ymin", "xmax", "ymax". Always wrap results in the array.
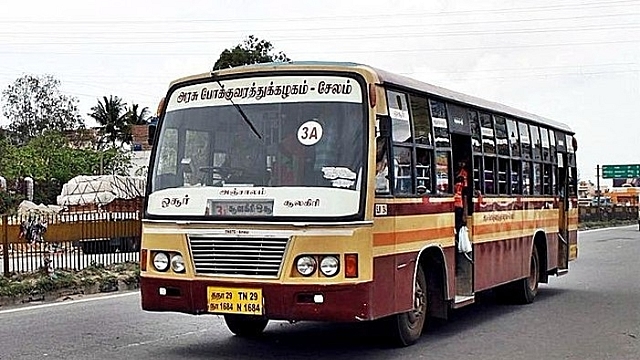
[
  {"xmin": 454, "ymin": 159, "xmax": 469, "ymax": 232},
  {"xmin": 375, "ymin": 137, "xmax": 389, "ymax": 193}
]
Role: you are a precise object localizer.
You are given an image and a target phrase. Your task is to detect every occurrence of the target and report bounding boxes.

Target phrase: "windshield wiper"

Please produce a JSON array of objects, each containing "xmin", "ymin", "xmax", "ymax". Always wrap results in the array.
[{"xmin": 213, "ymin": 79, "xmax": 262, "ymax": 140}]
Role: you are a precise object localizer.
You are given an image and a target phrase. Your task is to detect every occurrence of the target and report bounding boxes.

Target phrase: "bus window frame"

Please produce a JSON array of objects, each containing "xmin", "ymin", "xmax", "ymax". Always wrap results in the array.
[{"xmin": 144, "ymin": 70, "xmax": 371, "ymax": 223}]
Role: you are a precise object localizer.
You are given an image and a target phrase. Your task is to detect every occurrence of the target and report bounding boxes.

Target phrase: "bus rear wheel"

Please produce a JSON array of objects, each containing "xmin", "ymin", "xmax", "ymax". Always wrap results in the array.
[
  {"xmin": 388, "ymin": 266, "xmax": 428, "ymax": 346},
  {"xmin": 223, "ymin": 315, "xmax": 268, "ymax": 337},
  {"xmin": 498, "ymin": 245, "xmax": 540, "ymax": 304}
]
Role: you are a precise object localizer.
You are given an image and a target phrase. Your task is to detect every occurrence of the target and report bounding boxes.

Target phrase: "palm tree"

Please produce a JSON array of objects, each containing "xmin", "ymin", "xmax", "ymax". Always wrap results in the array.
[
  {"xmin": 126, "ymin": 103, "xmax": 151, "ymax": 125},
  {"xmin": 88, "ymin": 96, "xmax": 131, "ymax": 149}
]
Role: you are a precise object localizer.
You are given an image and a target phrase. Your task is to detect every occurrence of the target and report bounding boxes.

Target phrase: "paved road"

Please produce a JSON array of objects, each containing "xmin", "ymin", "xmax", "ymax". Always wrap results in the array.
[{"xmin": 0, "ymin": 226, "xmax": 639, "ymax": 360}]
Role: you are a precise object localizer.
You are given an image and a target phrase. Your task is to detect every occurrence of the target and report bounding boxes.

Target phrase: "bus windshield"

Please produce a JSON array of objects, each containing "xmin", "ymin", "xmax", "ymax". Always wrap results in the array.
[{"xmin": 147, "ymin": 75, "xmax": 366, "ymax": 220}]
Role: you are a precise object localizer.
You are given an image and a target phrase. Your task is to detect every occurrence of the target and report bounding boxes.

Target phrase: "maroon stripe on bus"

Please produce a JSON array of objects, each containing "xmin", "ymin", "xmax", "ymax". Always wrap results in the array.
[
  {"xmin": 474, "ymin": 197, "xmax": 557, "ymax": 213},
  {"xmin": 384, "ymin": 199, "xmax": 455, "ymax": 216},
  {"xmin": 382, "ymin": 196, "xmax": 559, "ymax": 216}
]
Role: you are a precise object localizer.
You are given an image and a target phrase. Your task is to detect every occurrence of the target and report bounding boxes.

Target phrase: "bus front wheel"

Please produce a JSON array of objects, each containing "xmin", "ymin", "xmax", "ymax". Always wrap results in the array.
[
  {"xmin": 388, "ymin": 266, "xmax": 428, "ymax": 346},
  {"xmin": 223, "ymin": 315, "xmax": 268, "ymax": 337}
]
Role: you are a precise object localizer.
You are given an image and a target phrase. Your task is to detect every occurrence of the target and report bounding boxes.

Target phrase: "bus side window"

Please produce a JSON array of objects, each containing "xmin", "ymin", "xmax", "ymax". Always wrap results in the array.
[
  {"xmin": 375, "ymin": 137, "xmax": 390, "ymax": 194},
  {"xmin": 522, "ymin": 161, "xmax": 532, "ymax": 195},
  {"xmin": 511, "ymin": 160, "xmax": 522, "ymax": 194},
  {"xmin": 435, "ymin": 151, "xmax": 452, "ymax": 194},
  {"xmin": 473, "ymin": 155, "xmax": 483, "ymax": 194},
  {"xmin": 416, "ymin": 148, "xmax": 433, "ymax": 194},
  {"xmin": 394, "ymin": 146, "xmax": 413, "ymax": 195},
  {"xmin": 484, "ymin": 157, "xmax": 496, "ymax": 194}
]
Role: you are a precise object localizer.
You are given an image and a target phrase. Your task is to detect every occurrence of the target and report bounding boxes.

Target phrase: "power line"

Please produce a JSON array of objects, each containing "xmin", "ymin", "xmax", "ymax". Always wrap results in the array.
[
  {"xmin": 2, "ymin": 12, "xmax": 638, "ymax": 37},
  {"xmin": 0, "ymin": 62, "xmax": 635, "ymax": 82},
  {"xmin": 0, "ymin": 38, "xmax": 637, "ymax": 56},
  {"xmin": 417, "ymin": 68, "xmax": 639, "ymax": 81},
  {"xmin": 416, "ymin": 62, "xmax": 638, "ymax": 75},
  {"xmin": 0, "ymin": 0, "xmax": 637, "ymax": 24},
  {"xmin": 2, "ymin": 23, "xmax": 639, "ymax": 45}
]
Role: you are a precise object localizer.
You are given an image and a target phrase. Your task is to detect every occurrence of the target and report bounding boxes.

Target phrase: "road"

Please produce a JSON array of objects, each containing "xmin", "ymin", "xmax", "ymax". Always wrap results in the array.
[{"xmin": 0, "ymin": 226, "xmax": 639, "ymax": 360}]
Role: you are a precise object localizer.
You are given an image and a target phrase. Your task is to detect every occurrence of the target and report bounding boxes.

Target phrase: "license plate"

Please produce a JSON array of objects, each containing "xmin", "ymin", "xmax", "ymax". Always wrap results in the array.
[{"xmin": 207, "ymin": 287, "xmax": 263, "ymax": 315}]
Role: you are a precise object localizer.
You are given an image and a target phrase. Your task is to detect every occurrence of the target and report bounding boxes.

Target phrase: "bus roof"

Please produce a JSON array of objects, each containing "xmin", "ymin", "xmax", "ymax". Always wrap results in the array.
[
  {"xmin": 372, "ymin": 66, "xmax": 573, "ymax": 134},
  {"xmin": 178, "ymin": 61, "xmax": 573, "ymax": 134}
]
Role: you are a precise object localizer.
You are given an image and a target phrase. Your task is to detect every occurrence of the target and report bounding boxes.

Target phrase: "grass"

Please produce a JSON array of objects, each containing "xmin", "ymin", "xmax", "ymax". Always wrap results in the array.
[
  {"xmin": 0, "ymin": 261, "xmax": 139, "ymax": 300},
  {"xmin": 578, "ymin": 219, "xmax": 638, "ymax": 230}
]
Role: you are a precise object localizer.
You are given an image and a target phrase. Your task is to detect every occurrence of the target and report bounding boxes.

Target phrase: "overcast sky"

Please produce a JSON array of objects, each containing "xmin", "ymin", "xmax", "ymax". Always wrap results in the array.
[{"xmin": 0, "ymin": 0, "xmax": 638, "ymax": 184}]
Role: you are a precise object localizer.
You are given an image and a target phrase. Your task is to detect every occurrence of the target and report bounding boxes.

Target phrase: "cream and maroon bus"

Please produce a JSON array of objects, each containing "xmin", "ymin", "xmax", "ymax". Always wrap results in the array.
[{"xmin": 140, "ymin": 62, "xmax": 578, "ymax": 346}]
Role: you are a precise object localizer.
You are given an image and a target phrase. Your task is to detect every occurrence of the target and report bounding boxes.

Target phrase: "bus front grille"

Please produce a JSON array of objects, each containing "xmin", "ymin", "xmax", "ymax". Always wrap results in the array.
[{"xmin": 188, "ymin": 236, "xmax": 289, "ymax": 277}]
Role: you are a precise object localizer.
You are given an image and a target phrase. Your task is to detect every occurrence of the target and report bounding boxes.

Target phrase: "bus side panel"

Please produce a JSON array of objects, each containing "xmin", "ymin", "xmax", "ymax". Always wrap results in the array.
[
  {"xmin": 473, "ymin": 236, "xmax": 532, "ymax": 292},
  {"xmin": 546, "ymin": 232, "xmax": 559, "ymax": 270},
  {"xmin": 393, "ymin": 251, "xmax": 418, "ymax": 313},
  {"xmin": 370, "ymin": 254, "xmax": 397, "ymax": 318},
  {"xmin": 568, "ymin": 204, "xmax": 579, "ymax": 260}
]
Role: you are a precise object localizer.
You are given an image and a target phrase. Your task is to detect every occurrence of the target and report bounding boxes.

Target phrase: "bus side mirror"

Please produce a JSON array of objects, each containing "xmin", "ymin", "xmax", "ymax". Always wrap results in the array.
[{"xmin": 148, "ymin": 119, "xmax": 157, "ymax": 145}]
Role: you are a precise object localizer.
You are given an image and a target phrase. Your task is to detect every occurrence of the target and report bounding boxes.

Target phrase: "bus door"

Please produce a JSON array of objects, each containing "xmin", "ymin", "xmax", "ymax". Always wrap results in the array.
[
  {"xmin": 448, "ymin": 105, "xmax": 474, "ymax": 301},
  {"xmin": 557, "ymin": 153, "xmax": 570, "ymax": 273}
]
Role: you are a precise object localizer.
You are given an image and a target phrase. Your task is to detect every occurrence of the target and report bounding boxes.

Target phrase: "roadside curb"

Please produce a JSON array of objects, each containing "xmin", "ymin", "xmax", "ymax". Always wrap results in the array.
[{"xmin": 0, "ymin": 280, "xmax": 139, "ymax": 309}]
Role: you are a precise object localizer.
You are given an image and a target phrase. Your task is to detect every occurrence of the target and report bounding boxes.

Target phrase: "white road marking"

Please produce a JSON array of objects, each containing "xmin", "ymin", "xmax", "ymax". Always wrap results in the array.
[
  {"xmin": 120, "ymin": 329, "xmax": 209, "ymax": 349},
  {"xmin": 580, "ymin": 224, "xmax": 636, "ymax": 234},
  {"xmin": 0, "ymin": 291, "xmax": 138, "ymax": 315}
]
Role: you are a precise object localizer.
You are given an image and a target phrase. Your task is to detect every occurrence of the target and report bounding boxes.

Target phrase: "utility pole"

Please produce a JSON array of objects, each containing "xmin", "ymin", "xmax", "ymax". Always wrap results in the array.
[{"xmin": 596, "ymin": 165, "xmax": 601, "ymax": 221}]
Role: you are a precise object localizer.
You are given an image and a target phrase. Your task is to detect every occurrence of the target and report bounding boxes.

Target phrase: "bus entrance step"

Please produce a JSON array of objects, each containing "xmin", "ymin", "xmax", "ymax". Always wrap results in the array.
[
  {"xmin": 557, "ymin": 268, "xmax": 569, "ymax": 276},
  {"xmin": 452, "ymin": 295, "xmax": 475, "ymax": 309}
]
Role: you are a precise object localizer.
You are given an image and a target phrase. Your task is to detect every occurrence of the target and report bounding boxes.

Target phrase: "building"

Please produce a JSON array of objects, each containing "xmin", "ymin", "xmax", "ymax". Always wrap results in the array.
[{"xmin": 129, "ymin": 125, "xmax": 152, "ymax": 177}]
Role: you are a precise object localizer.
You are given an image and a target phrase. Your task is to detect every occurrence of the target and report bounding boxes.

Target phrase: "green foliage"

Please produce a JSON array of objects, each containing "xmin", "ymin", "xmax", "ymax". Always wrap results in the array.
[
  {"xmin": 126, "ymin": 103, "xmax": 150, "ymax": 125},
  {"xmin": 99, "ymin": 275, "xmax": 118, "ymax": 292},
  {"xmin": 0, "ymin": 262, "xmax": 140, "ymax": 299},
  {"xmin": 88, "ymin": 95, "xmax": 131, "ymax": 149},
  {"xmin": 0, "ymin": 190, "xmax": 25, "ymax": 215},
  {"xmin": 578, "ymin": 219, "xmax": 637, "ymax": 230},
  {"xmin": 1, "ymin": 74, "xmax": 84, "ymax": 144},
  {"xmin": 0, "ymin": 132, "xmax": 132, "ymax": 209},
  {"xmin": 213, "ymin": 35, "xmax": 291, "ymax": 70},
  {"xmin": 0, "ymin": 132, "xmax": 131, "ymax": 182}
]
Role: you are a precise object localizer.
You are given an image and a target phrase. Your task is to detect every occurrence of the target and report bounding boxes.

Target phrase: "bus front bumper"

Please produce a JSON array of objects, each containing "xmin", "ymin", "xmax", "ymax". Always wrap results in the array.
[{"xmin": 140, "ymin": 276, "xmax": 373, "ymax": 322}]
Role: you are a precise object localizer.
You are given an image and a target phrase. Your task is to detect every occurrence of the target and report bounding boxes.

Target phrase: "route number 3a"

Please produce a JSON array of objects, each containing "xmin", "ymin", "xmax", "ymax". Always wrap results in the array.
[{"xmin": 297, "ymin": 120, "xmax": 324, "ymax": 146}]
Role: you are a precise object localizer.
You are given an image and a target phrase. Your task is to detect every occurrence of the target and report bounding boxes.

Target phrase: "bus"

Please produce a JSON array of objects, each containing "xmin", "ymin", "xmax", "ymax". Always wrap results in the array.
[{"xmin": 140, "ymin": 62, "xmax": 578, "ymax": 346}]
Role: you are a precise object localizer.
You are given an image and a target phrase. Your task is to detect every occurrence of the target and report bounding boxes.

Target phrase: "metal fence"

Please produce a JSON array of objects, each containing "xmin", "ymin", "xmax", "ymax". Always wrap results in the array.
[
  {"xmin": 579, "ymin": 205, "xmax": 639, "ymax": 223},
  {"xmin": 1, "ymin": 205, "xmax": 141, "ymax": 276}
]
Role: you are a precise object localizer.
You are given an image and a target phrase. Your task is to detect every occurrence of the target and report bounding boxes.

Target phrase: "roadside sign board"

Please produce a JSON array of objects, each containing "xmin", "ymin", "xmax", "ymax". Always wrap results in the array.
[{"xmin": 602, "ymin": 164, "xmax": 640, "ymax": 179}]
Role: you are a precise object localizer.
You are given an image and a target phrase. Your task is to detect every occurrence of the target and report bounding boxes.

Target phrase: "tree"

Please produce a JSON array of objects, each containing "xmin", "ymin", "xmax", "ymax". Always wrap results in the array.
[
  {"xmin": 213, "ymin": 35, "xmax": 291, "ymax": 70},
  {"xmin": 0, "ymin": 132, "xmax": 132, "ymax": 206},
  {"xmin": 0, "ymin": 132, "xmax": 130, "ymax": 182},
  {"xmin": 125, "ymin": 103, "xmax": 150, "ymax": 125},
  {"xmin": 1, "ymin": 74, "xmax": 84, "ymax": 144},
  {"xmin": 88, "ymin": 95, "xmax": 131, "ymax": 148}
]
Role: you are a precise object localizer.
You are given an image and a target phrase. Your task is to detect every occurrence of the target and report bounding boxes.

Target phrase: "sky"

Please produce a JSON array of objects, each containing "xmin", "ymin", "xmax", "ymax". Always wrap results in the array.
[{"xmin": 0, "ymin": 0, "xmax": 638, "ymax": 185}]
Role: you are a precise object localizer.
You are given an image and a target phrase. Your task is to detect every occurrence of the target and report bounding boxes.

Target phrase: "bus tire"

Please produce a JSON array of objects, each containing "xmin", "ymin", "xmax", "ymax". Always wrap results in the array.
[
  {"xmin": 513, "ymin": 245, "xmax": 540, "ymax": 304},
  {"xmin": 388, "ymin": 266, "xmax": 428, "ymax": 346},
  {"xmin": 495, "ymin": 245, "xmax": 540, "ymax": 304},
  {"xmin": 223, "ymin": 315, "xmax": 268, "ymax": 337}
]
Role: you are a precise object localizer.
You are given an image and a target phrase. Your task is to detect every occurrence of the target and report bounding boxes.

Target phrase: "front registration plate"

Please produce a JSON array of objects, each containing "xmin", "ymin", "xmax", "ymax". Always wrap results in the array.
[{"xmin": 207, "ymin": 287, "xmax": 263, "ymax": 315}]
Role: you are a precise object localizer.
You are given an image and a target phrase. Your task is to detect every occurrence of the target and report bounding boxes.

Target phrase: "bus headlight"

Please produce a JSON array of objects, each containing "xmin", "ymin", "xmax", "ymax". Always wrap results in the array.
[
  {"xmin": 152, "ymin": 252, "xmax": 170, "ymax": 272},
  {"xmin": 320, "ymin": 256, "xmax": 340, "ymax": 277},
  {"xmin": 296, "ymin": 256, "xmax": 317, "ymax": 276},
  {"xmin": 170, "ymin": 254, "xmax": 185, "ymax": 273}
]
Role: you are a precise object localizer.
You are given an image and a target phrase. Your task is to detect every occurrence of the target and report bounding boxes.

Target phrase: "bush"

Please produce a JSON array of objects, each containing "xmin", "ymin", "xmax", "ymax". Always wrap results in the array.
[
  {"xmin": 0, "ymin": 261, "xmax": 140, "ymax": 300},
  {"xmin": 0, "ymin": 189, "xmax": 24, "ymax": 215}
]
